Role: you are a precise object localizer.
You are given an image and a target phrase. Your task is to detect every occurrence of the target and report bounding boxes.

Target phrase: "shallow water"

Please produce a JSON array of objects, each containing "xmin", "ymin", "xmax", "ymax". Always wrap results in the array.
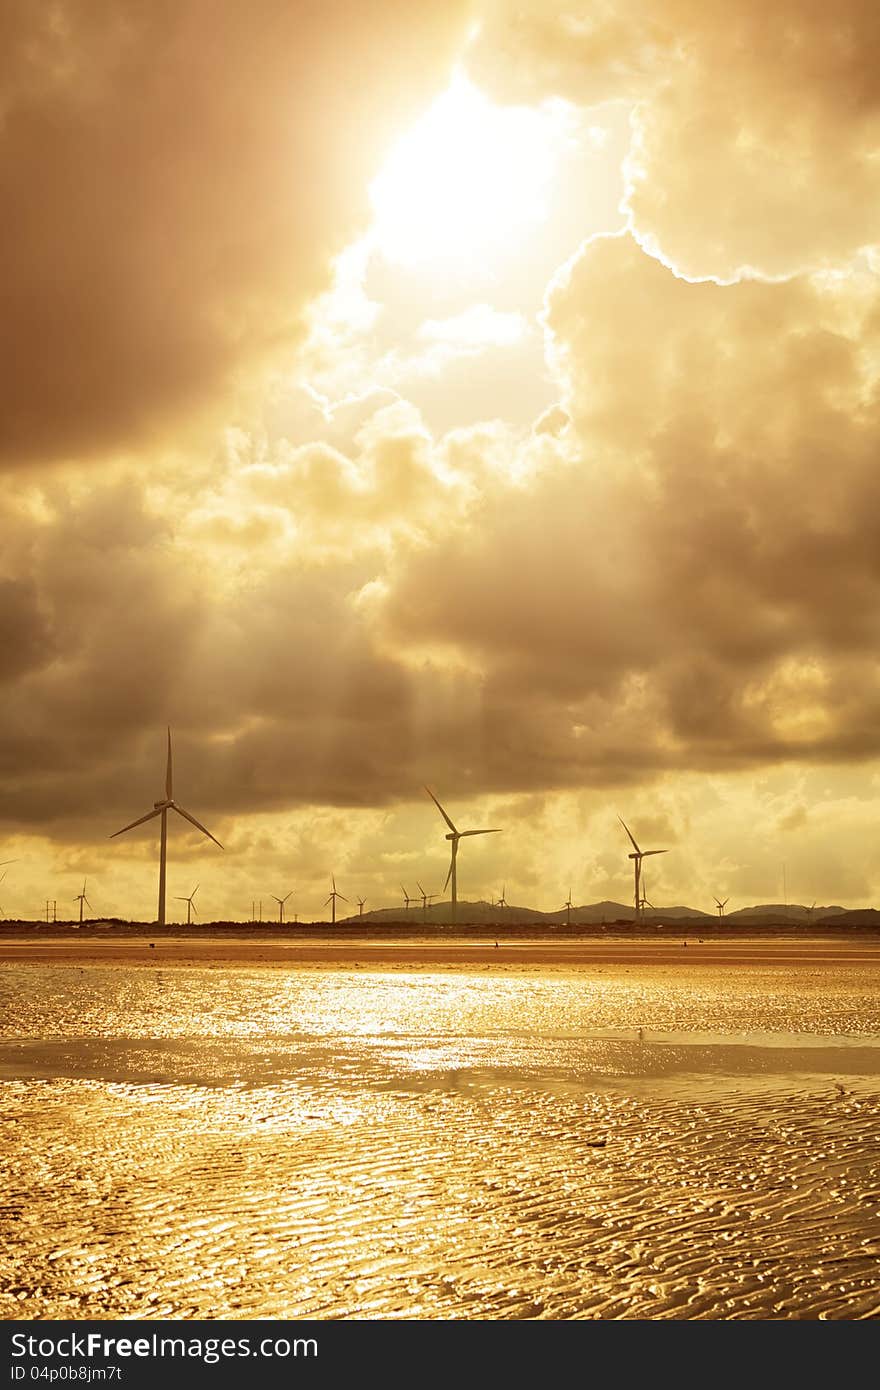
[{"xmin": 1, "ymin": 964, "xmax": 879, "ymax": 1320}]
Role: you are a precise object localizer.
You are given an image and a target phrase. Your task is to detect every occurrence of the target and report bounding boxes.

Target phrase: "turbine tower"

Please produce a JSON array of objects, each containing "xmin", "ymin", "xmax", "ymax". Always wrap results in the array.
[
  {"xmin": 618, "ymin": 817, "xmax": 668, "ymax": 922},
  {"xmin": 416, "ymin": 882, "xmax": 438, "ymax": 920},
  {"xmin": 272, "ymin": 890, "xmax": 292, "ymax": 924},
  {"xmin": 111, "ymin": 728, "xmax": 222, "ymax": 926},
  {"xmin": 425, "ymin": 787, "xmax": 502, "ymax": 923},
  {"xmin": 73, "ymin": 879, "xmax": 93, "ymax": 924},
  {"xmin": 714, "ymin": 896, "xmax": 729, "ymax": 918},
  {"xmin": 325, "ymin": 875, "xmax": 347, "ymax": 924}
]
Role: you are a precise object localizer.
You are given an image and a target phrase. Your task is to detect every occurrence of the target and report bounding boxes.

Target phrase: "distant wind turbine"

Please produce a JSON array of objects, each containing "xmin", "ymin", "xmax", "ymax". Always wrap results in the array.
[
  {"xmin": 562, "ymin": 888, "xmax": 573, "ymax": 926},
  {"xmin": 325, "ymin": 875, "xmax": 347, "ymax": 924},
  {"xmin": 111, "ymin": 727, "xmax": 222, "ymax": 926},
  {"xmin": 714, "ymin": 896, "xmax": 729, "ymax": 918},
  {"xmin": 496, "ymin": 884, "xmax": 508, "ymax": 910},
  {"xmin": 272, "ymin": 890, "xmax": 292, "ymax": 924},
  {"xmin": 73, "ymin": 879, "xmax": 93, "ymax": 924},
  {"xmin": 174, "ymin": 884, "xmax": 199, "ymax": 924},
  {"xmin": 0, "ymin": 869, "xmax": 6, "ymax": 919},
  {"xmin": 400, "ymin": 884, "xmax": 414, "ymax": 912},
  {"xmin": 425, "ymin": 787, "xmax": 502, "ymax": 923},
  {"xmin": 357, "ymin": 896, "xmax": 367, "ymax": 916},
  {"xmin": 618, "ymin": 817, "xmax": 668, "ymax": 922},
  {"xmin": 416, "ymin": 882, "xmax": 438, "ymax": 920},
  {"xmin": 639, "ymin": 875, "xmax": 655, "ymax": 913}
]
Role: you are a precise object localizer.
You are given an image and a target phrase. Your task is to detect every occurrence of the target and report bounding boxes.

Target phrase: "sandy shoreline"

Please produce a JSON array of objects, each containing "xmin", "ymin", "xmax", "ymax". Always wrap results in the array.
[{"xmin": 1, "ymin": 933, "xmax": 879, "ymax": 969}]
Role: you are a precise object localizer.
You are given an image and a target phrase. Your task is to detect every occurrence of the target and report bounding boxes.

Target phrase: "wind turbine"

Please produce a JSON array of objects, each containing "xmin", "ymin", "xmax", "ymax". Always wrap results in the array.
[
  {"xmin": 325, "ymin": 875, "xmax": 348, "ymax": 924},
  {"xmin": 618, "ymin": 817, "xmax": 668, "ymax": 922},
  {"xmin": 111, "ymin": 727, "xmax": 222, "ymax": 926},
  {"xmin": 496, "ymin": 884, "xmax": 508, "ymax": 910},
  {"xmin": 639, "ymin": 875, "xmax": 656, "ymax": 914},
  {"xmin": 714, "ymin": 896, "xmax": 729, "ymax": 918},
  {"xmin": 357, "ymin": 896, "xmax": 367, "ymax": 916},
  {"xmin": 562, "ymin": 888, "xmax": 573, "ymax": 926},
  {"xmin": 425, "ymin": 787, "xmax": 502, "ymax": 923},
  {"xmin": 416, "ymin": 882, "xmax": 438, "ymax": 920},
  {"xmin": 272, "ymin": 890, "xmax": 292, "ymax": 924},
  {"xmin": 0, "ymin": 869, "xmax": 6, "ymax": 920},
  {"xmin": 174, "ymin": 884, "xmax": 199, "ymax": 924},
  {"xmin": 73, "ymin": 879, "xmax": 93, "ymax": 924},
  {"xmin": 400, "ymin": 884, "xmax": 414, "ymax": 912}
]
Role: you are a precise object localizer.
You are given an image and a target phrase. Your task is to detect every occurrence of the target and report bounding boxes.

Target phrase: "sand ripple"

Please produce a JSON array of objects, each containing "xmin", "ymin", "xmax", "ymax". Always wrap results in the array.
[{"xmin": 0, "ymin": 966, "xmax": 878, "ymax": 1321}]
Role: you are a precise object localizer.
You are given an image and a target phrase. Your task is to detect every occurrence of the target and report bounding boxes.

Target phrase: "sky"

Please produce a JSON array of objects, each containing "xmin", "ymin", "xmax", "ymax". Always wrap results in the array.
[{"xmin": 2, "ymin": 0, "xmax": 880, "ymax": 922}]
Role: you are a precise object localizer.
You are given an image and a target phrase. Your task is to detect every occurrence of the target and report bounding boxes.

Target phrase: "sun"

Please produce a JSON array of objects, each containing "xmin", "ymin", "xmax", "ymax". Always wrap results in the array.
[{"xmin": 369, "ymin": 72, "xmax": 560, "ymax": 269}]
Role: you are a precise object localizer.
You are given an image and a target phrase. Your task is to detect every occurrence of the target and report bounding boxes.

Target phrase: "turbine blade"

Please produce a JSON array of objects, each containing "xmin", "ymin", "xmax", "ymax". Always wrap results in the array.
[
  {"xmin": 166, "ymin": 727, "xmax": 173, "ymax": 800},
  {"xmin": 110, "ymin": 807, "xmax": 162, "ymax": 837},
  {"xmin": 338, "ymin": 894, "xmax": 349, "ymax": 902},
  {"xmin": 641, "ymin": 849, "xmax": 668, "ymax": 857},
  {"xmin": 172, "ymin": 804, "xmax": 223, "ymax": 849},
  {"xmin": 459, "ymin": 828, "xmax": 501, "ymax": 837},
  {"xmin": 425, "ymin": 787, "xmax": 458, "ymax": 834},
  {"xmin": 617, "ymin": 816, "xmax": 641, "ymax": 854}
]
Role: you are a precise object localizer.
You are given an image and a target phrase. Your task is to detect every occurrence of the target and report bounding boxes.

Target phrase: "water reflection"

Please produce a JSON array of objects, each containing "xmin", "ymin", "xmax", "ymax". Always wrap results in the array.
[{"xmin": 0, "ymin": 964, "xmax": 878, "ymax": 1320}]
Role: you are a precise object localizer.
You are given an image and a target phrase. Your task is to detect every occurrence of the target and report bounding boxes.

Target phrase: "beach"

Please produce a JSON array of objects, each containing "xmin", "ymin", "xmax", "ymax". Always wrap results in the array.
[
  {"xmin": 1, "ymin": 930, "xmax": 878, "ymax": 970},
  {"xmin": 1, "ymin": 938, "xmax": 878, "ymax": 1320}
]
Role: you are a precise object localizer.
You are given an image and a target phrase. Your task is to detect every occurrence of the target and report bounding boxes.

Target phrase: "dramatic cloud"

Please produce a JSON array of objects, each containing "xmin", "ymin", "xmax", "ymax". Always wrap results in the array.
[
  {"xmin": 375, "ymin": 234, "xmax": 880, "ymax": 780},
  {"xmin": 468, "ymin": 1, "xmax": 880, "ymax": 277},
  {"xmin": 0, "ymin": 0, "xmax": 470, "ymax": 466},
  {"xmin": 3, "ymin": 6, "xmax": 880, "ymax": 916}
]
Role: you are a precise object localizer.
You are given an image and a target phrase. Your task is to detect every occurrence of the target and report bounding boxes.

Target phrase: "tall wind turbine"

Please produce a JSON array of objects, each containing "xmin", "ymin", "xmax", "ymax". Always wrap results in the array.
[
  {"xmin": 714, "ymin": 896, "xmax": 729, "ymax": 918},
  {"xmin": 400, "ymin": 884, "xmax": 414, "ymax": 912},
  {"xmin": 111, "ymin": 728, "xmax": 222, "ymax": 926},
  {"xmin": 416, "ymin": 882, "xmax": 438, "ymax": 920},
  {"xmin": 174, "ymin": 884, "xmax": 199, "ymax": 924},
  {"xmin": 325, "ymin": 875, "xmax": 347, "ymax": 924},
  {"xmin": 496, "ymin": 884, "xmax": 508, "ymax": 910},
  {"xmin": 73, "ymin": 879, "xmax": 93, "ymax": 924},
  {"xmin": 425, "ymin": 787, "xmax": 502, "ymax": 923},
  {"xmin": 562, "ymin": 888, "xmax": 573, "ymax": 926},
  {"xmin": 272, "ymin": 890, "xmax": 292, "ymax": 924},
  {"xmin": 357, "ymin": 896, "xmax": 367, "ymax": 916},
  {"xmin": 618, "ymin": 817, "xmax": 668, "ymax": 922}
]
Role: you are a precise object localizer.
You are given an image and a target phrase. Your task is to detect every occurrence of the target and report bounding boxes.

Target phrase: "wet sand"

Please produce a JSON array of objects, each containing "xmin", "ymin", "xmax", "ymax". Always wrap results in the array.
[
  {"xmin": 2, "ymin": 932, "xmax": 879, "ymax": 969},
  {"xmin": 2, "ymin": 956, "xmax": 878, "ymax": 1319}
]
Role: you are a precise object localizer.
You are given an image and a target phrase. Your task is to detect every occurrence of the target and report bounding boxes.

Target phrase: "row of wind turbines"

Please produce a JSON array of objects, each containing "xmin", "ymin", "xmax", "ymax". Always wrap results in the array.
[{"xmin": 3, "ymin": 729, "xmax": 757, "ymax": 926}]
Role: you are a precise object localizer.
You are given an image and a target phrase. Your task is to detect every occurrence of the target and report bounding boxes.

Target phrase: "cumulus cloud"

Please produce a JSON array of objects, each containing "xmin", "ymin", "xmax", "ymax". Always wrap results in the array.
[
  {"xmin": 0, "ymin": 0, "xmax": 470, "ymax": 467},
  {"xmin": 373, "ymin": 233, "xmax": 880, "ymax": 782},
  {"xmin": 468, "ymin": 1, "xmax": 880, "ymax": 278}
]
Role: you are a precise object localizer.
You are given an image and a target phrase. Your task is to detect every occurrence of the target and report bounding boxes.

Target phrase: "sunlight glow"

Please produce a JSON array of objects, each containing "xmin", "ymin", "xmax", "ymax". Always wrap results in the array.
[{"xmin": 369, "ymin": 73, "xmax": 561, "ymax": 268}]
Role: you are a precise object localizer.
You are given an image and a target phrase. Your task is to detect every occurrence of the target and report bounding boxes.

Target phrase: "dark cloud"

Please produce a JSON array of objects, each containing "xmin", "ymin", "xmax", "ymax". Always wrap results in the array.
[{"xmin": 0, "ymin": 0, "xmax": 469, "ymax": 467}]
